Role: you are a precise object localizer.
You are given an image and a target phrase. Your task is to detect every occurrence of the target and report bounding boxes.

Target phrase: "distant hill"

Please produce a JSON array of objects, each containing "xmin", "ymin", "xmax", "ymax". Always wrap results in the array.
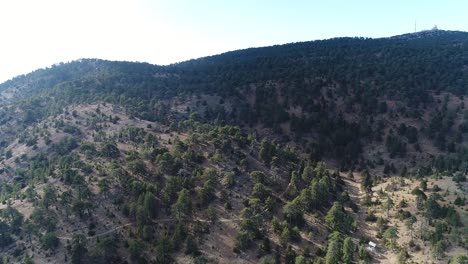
[{"xmin": 2, "ymin": 31, "xmax": 468, "ymax": 170}]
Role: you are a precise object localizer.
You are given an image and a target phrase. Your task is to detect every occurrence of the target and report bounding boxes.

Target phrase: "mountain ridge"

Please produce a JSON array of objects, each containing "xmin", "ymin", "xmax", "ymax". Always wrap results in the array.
[{"xmin": 2, "ymin": 29, "xmax": 468, "ymax": 88}]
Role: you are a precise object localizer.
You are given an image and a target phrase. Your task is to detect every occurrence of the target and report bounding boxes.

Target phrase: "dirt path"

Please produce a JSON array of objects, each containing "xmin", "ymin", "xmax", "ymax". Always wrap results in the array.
[
  {"xmin": 341, "ymin": 173, "xmax": 389, "ymax": 263},
  {"xmin": 57, "ymin": 222, "xmax": 134, "ymax": 240},
  {"xmin": 57, "ymin": 211, "xmax": 268, "ymax": 240}
]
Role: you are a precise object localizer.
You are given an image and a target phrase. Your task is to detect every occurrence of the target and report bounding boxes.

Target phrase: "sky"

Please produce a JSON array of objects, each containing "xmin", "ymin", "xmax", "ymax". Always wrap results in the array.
[{"xmin": 0, "ymin": 0, "xmax": 467, "ymax": 83}]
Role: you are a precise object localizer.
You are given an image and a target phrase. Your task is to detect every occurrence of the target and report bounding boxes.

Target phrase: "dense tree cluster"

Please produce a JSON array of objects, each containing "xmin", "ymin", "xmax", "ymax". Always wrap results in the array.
[{"xmin": 1, "ymin": 31, "xmax": 466, "ymax": 170}]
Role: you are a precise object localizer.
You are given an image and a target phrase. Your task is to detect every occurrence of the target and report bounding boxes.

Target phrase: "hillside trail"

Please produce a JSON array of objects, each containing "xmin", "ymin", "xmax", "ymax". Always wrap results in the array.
[{"xmin": 57, "ymin": 210, "xmax": 268, "ymax": 240}]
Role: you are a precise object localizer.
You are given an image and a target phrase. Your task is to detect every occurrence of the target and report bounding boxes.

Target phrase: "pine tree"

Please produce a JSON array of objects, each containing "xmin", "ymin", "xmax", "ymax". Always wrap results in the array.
[
  {"xmin": 342, "ymin": 237, "xmax": 354, "ymax": 264},
  {"xmin": 325, "ymin": 232, "xmax": 342, "ymax": 264},
  {"xmin": 173, "ymin": 189, "xmax": 192, "ymax": 220},
  {"xmin": 326, "ymin": 202, "xmax": 352, "ymax": 233}
]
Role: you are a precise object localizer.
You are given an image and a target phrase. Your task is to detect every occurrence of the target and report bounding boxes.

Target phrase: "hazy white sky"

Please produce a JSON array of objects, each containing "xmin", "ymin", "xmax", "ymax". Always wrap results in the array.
[{"xmin": 1, "ymin": 0, "xmax": 467, "ymax": 83}]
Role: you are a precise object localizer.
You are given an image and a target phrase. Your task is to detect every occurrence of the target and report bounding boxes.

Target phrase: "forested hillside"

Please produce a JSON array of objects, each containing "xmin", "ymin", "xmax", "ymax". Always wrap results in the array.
[{"xmin": 0, "ymin": 30, "xmax": 466, "ymax": 263}]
